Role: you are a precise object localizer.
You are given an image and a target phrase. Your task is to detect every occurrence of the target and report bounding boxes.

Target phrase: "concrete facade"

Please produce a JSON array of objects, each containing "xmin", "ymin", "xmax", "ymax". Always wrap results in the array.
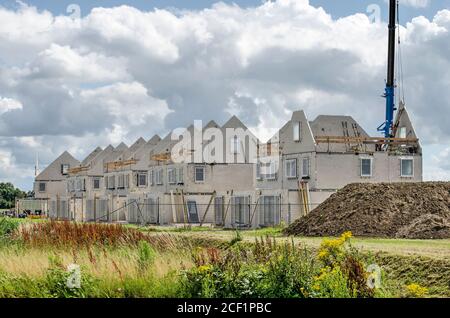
[{"xmin": 36, "ymin": 109, "xmax": 422, "ymax": 228}]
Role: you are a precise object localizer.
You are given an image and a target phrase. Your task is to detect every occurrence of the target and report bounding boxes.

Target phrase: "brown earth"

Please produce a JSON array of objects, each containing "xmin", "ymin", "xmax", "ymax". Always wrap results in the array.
[{"xmin": 283, "ymin": 182, "xmax": 450, "ymax": 239}]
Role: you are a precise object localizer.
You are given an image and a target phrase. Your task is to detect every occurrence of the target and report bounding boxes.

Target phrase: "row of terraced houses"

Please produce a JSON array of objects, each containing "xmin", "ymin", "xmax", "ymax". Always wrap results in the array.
[{"xmin": 31, "ymin": 106, "xmax": 422, "ymax": 228}]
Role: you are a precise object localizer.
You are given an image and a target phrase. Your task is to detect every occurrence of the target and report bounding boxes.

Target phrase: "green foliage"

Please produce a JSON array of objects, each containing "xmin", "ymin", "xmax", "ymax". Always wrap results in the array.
[
  {"xmin": 44, "ymin": 255, "xmax": 96, "ymax": 298},
  {"xmin": 180, "ymin": 233, "xmax": 384, "ymax": 298},
  {"xmin": 0, "ymin": 217, "xmax": 20, "ymax": 238},
  {"xmin": 137, "ymin": 240, "xmax": 156, "ymax": 273},
  {"xmin": 229, "ymin": 230, "xmax": 243, "ymax": 246},
  {"xmin": 0, "ymin": 182, "xmax": 27, "ymax": 209},
  {"xmin": 181, "ymin": 238, "xmax": 319, "ymax": 298}
]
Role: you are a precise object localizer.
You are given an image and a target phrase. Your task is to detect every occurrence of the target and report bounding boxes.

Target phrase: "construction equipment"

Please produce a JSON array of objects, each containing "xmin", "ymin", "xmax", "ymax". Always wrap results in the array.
[{"xmin": 377, "ymin": 0, "xmax": 397, "ymax": 138}]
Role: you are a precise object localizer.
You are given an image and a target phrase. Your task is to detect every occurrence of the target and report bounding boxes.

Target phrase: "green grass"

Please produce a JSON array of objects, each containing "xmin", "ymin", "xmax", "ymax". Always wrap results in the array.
[
  {"xmin": 1, "ymin": 220, "xmax": 448, "ymax": 298},
  {"xmin": 150, "ymin": 227, "xmax": 450, "ymax": 259}
]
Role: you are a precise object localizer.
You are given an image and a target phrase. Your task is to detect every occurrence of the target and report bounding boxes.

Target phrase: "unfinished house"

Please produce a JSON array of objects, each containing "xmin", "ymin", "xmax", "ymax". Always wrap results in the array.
[
  {"xmin": 66, "ymin": 145, "xmax": 115, "ymax": 221},
  {"xmin": 255, "ymin": 107, "xmax": 422, "ymax": 227},
  {"xmin": 133, "ymin": 116, "xmax": 259, "ymax": 227},
  {"xmin": 102, "ymin": 136, "xmax": 161, "ymax": 223},
  {"xmin": 34, "ymin": 151, "xmax": 80, "ymax": 219}
]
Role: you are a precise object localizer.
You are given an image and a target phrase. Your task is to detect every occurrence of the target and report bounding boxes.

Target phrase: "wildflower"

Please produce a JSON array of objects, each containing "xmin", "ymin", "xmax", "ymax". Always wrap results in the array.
[
  {"xmin": 405, "ymin": 283, "xmax": 428, "ymax": 298},
  {"xmin": 198, "ymin": 265, "xmax": 212, "ymax": 273},
  {"xmin": 341, "ymin": 231, "xmax": 353, "ymax": 241}
]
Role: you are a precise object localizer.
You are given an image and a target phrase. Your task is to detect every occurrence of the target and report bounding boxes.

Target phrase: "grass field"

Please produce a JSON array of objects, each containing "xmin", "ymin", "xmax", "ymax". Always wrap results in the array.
[
  {"xmin": 139, "ymin": 225, "xmax": 450, "ymax": 259},
  {"xmin": 0, "ymin": 218, "xmax": 448, "ymax": 298}
]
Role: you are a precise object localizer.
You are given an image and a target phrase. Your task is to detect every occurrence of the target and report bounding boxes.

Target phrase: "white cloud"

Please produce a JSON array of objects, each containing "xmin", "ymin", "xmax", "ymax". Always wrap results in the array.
[
  {"xmin": 0, "ymin": 0, "xmax": 449, "ymax": 189},
  {"xmin": 385, "ymin": 0, "xmax": 430, "ymax": 9},
  {"xmin": 0, "ymin": 97, "xmax": 22, "ymax": 115}
]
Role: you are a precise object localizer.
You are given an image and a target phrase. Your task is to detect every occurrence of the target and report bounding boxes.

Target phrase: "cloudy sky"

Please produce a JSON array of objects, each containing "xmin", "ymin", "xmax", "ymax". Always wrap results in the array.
[{"xmin": 0, "ymin": 0, "xmax": 449, "ymax": 190}]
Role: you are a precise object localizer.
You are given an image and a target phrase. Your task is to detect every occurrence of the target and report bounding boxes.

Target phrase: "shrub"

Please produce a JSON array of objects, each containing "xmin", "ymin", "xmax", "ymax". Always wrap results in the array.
[
  {"xmin": 312, "ymin": 266, "xmax": 354, "ymax": 298},
  {"xmin": 180, "ymin": 232, "xmax": 379, "ymax": 298},
  {"xmin": 180, "ymin": 237, "xmax": 318, "ymax": 298},
  {"xmin": 0, "ymin": 217, "xmax": 20, "ymax": 237},
  {"xmin": 44, "ymin": 255, "xmax": 96, "ymax": 298}
]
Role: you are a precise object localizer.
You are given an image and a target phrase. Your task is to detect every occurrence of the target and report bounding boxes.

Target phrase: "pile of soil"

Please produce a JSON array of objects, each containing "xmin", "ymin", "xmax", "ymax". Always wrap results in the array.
[{"xmin": 284, "ymin": 182, "xmax": 450, "ymax": 239}]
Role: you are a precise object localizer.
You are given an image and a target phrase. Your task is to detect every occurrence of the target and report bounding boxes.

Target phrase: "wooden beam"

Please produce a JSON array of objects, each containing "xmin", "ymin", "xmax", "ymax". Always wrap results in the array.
[
  {"xmin": 151, "ymin": 153, "xmax": 171, "ymax": 162},
  {"xmin": 68, "ymin": 166, "xmax": 90, "ymax": 175},
  {"xmin": 105, "ymin": 159, "xmax": 139, "ymax": 172},
  {"xmin": 222, "ymin": 190, "xmax": 234, "ymax": 227},
  {"xmin": 199, "ymin": 191, "xmax": 216, "ymax": 227},
  {"xmin": 314, "ymin": 136, "xmax": 418, "ymax": 142}
]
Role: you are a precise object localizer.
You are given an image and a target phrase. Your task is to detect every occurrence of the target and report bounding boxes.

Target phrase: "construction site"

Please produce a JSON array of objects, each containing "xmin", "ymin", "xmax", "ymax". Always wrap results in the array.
[
  {"xmin": 13, "ymin": 0, "xmax": 445, "ymax": 241},
  {"xmin": 2, "ymin": 0, "xmax": 450, "ymax": 302}
]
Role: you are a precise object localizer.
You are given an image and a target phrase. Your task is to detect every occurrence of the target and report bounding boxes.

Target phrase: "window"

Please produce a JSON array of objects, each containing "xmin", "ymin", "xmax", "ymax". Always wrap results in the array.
[
  {"xmin": 401, "ymin": 158, "xmax": 414, "ymax": 177},
  {"xmin": 125, "ymin": 174, "xmax": 130, "ymax": 188},
  {"xmin": 232, "ymin": 196, "xmax": 250, "ymax": 227},
  {"xmin": 256, "ymin": 162, "xmax": 262, "ymax": 180},
  {"xmin": 285, "ymin": 159, "xmax": 297, "ymax": 178},
  {"xmin": 195, "ymin": 166, "xmax": 205, "ymax": 182},
  {"xmin": 293, "ymin": 122, "xmax": 302, "ymax": 142},
  {"xmin": 137, "ymin": 173, "xmax": 147, "ymax": 187},
  {"xmin": 231, "ymin": 136, "xmax": 240, "ymax": 154},
  {"xmin": 214, "ymin": 197, "xmax": 224, "ymax": 226},
  {"xmin": 360, "ymin": 158, "xmax": 373, "ymax": 177},
  {"xmin": 118, "ymin": 174, "xmax": 125, "ymax": 189},
  {"xmin": 399, "ymin": 126, "xmax": 407, "ymax": 139},
  {"xmin": 38, "ymin": 182, "xmax": 46, "ymax": 192},
  {"xmin": 76, "ymin": 179, "xmax": 83, "ymax": 191},
  {"xmin": 67, "ymin": 179, "xmax": 74, "ymax": 192},
  {"xmin": 168, "ymin": 168, "xmax": 177, "ymax": 184},
  {"xmin": 149, "ymin": 170, "xmax": 154, "ymax": 186},
  {"xmin": 108, "ymin": 176, "xmax": 115, "ymax": 189},
  {"xmin": 260, "ymin": 196, "xmax": 281, "ymax": 226},
  {"xmin": 266, "ymin": 161, "xmax": 277, "ymax": 180},
  {"xmin": 302, "ymin": 157, "xmax": 310, "ymax": 178},
  {"xmin": 178, "ymin": 168, "xmax": 184, "ymax": 184},
  {"xmin": 156, "ymin": 169, "xmax": 163, "ymax": 185},
  {"xmin": 61, "ymin": 164, "xmax": 70, "ymax": 175},
  {"xmin": 187, "ymin": 201, "xmax": 200, "ymax": 223},
  {"xmin": 93, "ymin": 178, "xmax": 100, "ymax": 189}
]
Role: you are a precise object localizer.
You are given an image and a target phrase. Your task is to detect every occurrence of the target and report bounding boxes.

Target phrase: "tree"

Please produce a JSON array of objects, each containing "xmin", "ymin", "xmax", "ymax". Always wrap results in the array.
[{"xmin": 0, "ymin": 182, "xmax": 27, "ymax": 209}]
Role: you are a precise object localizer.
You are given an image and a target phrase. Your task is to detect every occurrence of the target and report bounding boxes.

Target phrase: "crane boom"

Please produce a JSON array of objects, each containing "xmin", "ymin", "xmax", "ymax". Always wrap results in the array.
[{"xmin": 378, "ymin": 0, "xmax": 397, "ymax": 138}]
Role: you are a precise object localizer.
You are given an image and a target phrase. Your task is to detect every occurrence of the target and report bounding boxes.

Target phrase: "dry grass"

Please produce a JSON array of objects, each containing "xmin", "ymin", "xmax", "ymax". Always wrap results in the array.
[
  {"xmin": 0, "ymin": 245, "xmax": 192, "ymax": 280},
  {"xmin": 16, "ymin": 221, "xmax": 186, "ymax": 251}
]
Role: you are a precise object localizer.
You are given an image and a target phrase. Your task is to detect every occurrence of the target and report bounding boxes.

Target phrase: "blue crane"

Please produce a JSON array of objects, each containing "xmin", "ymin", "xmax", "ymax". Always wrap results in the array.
[{"xmin": 378, "ymin": 0, "xmax": 397, "ymax": 138}]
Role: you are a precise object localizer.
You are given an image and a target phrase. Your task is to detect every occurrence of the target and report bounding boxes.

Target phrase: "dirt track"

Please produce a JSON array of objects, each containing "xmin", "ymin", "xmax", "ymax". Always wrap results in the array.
[{"xmin": 284, "ymin": 182, "xmax": 450, "ymax": 239}]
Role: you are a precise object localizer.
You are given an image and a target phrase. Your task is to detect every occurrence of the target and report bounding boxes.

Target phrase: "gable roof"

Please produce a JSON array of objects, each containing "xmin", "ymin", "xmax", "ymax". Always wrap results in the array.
[
  {"xmin": 35, "ymin": 151, "xmax": 80, "ymax": 181},
  {"xmin": 310, "ymin": 115, "xmax": 372, "ymax": 152},
  {"xmin": 204, "ymin": 120, "xmax": 220, "ymax": 129},
  {"xmin": 87, "ymin": 145, "xmax": 115, "ymax": 176},
  {"xmin": 81, "ymin": 147, "xmax": 103, "ymax": 166}
]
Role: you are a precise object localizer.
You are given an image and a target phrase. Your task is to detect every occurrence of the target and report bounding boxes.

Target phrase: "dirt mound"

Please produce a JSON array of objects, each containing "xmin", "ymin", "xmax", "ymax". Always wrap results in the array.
[
  {"xmin": 284, "ymin": 182, "xmax": 450, "ymax": 239},
  {"xmin": 395, "ymin": 214, "xmax": 450, "ymax": 239}
]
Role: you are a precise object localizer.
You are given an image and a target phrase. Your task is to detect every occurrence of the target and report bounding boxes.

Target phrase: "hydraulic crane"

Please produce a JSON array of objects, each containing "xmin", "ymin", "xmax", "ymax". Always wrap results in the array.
[{"xmin": 378, "ymin": 0, "xmax": 397, "ymax": 138}]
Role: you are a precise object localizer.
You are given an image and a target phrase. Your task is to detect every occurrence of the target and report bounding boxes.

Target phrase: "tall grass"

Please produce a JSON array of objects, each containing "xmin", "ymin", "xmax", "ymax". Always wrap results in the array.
[
  {"xmin": 16, "ymin": 221, "xmax": 185, "ymax": 251},
  {"xmin": 0, "ymin": 220, "xmax": 437, "ymax": 298}
]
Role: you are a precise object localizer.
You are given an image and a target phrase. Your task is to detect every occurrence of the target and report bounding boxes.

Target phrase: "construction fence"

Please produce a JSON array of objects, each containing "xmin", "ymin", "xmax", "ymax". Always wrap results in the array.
[{"xmin": 45, "ymin": 199, "xmax": 322, "ymax": 229}]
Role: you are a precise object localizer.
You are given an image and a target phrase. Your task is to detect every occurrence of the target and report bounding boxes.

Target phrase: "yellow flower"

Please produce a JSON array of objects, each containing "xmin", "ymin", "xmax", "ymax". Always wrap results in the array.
[
  {"xmin": 198, "ymin": 265, "xmax": 212, "ymax": 273},
  {"xmin": 341, "ymin": 231, "xmax": 353, "ymax": 241},
  {"xmin": 405, "ymin": 283, "xmax": 428, "ymax": 298},
  {"xmin": 318, "ymin": 250, "xmax": 328, "ymax": 260}
]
